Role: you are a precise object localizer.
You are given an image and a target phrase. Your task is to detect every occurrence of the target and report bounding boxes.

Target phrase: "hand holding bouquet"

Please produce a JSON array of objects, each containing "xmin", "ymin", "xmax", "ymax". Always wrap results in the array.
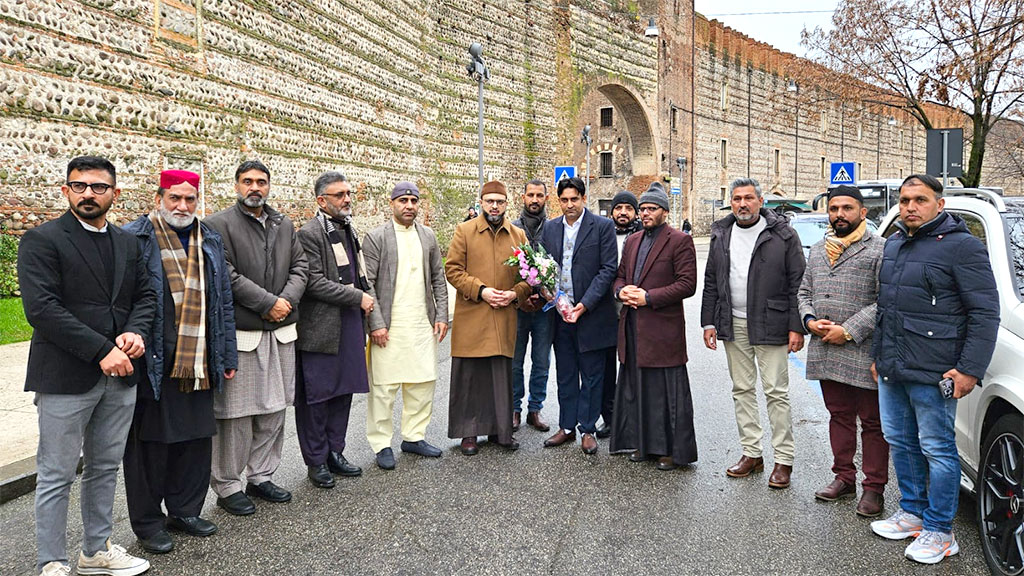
[{"xmin": 504, "ymin": 243, "xmax": 575, "ymax": 322}]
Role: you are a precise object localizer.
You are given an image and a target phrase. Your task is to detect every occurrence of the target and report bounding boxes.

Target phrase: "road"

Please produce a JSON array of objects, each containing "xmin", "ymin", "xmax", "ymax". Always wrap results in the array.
[{"xmin": 0, "ymin": 243, "xmax": 987, "ymax": 575}]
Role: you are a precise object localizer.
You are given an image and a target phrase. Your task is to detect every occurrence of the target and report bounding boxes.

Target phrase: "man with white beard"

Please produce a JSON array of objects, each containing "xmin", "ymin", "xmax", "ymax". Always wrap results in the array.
[{"xmin": 122, "ymin": 170, "xmax": 238, "ymax": 553}]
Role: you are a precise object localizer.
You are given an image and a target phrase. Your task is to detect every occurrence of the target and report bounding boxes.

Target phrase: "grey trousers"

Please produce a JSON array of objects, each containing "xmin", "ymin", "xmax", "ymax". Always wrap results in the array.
[
  {"xmin": 210, "ymin": 410, "xmax": 286, "ymax": 498},
  {"xmin": 35, "ymin": 376, "xmax": 136, "ymax": 572}
]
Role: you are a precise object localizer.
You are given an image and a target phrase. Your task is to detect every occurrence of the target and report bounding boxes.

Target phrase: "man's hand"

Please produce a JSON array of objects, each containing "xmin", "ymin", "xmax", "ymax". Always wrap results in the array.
[
  {"xmin": 361, "ymin": 293, "xmax": 375, "ymax": 314},
  {"xmin": 788, "ymin": 331, "xmax": 805, "ymax": 353},
  {"xmin": 115, "ymin": 332, "xmax": 146, "ymax": 359},
  {"xmin": 619, "ymin": 285, "xmax": 647, "ymax": 309},
  {"xmin": 370, "ymin": 328, "xmax": 389, "ymax": 348},
  {"xmin": 871, "ymin": 362, "xmax": 878, "ymax": 382},
  {"xmin": 434, "ymin": 322, "xmax": 449, "ymax": 342},
  {"xmin": 565, "ymin": 303, "xmax": 586, "ymax": 324},
  {"xmin": 481, "ymin": 287, "xmax": 514, "ymax": 308},
  {"xmin": 224, "ymin": 369, "xmax": 237, "ymax": 380},
  {"xmin": 703, "ymin": 328, "xmax": 717, "ymax": 350},
  {"xmin": 943, "ymin": 368, "xmax": 979, "ymax": 399},
  {"xmin": 820, "ymin": 324, "xmax": 847, "ymax": 345},
  {"xmin": 519, "ymin": 294, "xmax": 543, "ymax": 313},
  {"xmin": 264, "ymin": 297, "xmax": 292, "ymax": 322},
  {"xmin": 806, "ymin": 318, "xmax": 832, "ymax": 338},
  {"xmin": 99, "ymin": 347, "xmax": 134, "ymax": 378}
]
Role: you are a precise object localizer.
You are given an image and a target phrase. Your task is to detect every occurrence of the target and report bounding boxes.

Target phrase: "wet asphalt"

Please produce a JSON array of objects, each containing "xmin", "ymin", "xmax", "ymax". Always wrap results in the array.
[{"xmin": 0, "ymin": 244, "xmax": 987, "ymax": 575}]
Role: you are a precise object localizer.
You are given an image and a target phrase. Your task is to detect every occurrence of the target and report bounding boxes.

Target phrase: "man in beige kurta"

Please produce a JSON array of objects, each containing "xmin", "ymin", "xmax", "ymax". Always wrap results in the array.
[
  {"xmin": 445, "ymin": 180, "xmax": 532, "ymax": 456},
  {"xmin": 364, "ymin": 182, "xmax": 449, "ymax": 470}
]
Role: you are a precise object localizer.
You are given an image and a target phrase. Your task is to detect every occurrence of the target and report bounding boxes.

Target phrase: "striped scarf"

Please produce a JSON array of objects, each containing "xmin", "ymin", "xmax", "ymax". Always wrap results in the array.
[
  {"xmin": 824, "ymin": 219, "xmax": 867, "ymax": 267},
  {"xmin": 150, "ymin": 212, "xmax": 208, "ymax": 392}
]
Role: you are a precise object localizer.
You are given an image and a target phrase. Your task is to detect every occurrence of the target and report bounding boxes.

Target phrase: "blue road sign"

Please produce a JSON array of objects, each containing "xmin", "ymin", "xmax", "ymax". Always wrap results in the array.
[
  {"xmin": 670, "ymin": 186, "xmax": 682, "ymax": 196},
  {"xmin": 554, "ymin": 165, "xmax": 576, "ymax": 186},
  {"xmin": 829, "ymin": 162, "xmax": 856, "ymax": 185}
]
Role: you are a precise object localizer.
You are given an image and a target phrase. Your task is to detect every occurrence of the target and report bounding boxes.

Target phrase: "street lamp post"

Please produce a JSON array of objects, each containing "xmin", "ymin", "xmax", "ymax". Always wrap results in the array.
[
  {"xmin": 676, "ymin": 156, "xmax": 687, "ymax": 228},
  {"xmin": 787, "ymin": 80, "xmax": 799, "ymax": 195},
  {"xmin": 466, "ymin": 43, "xmax": 489, "ymax": 189},
  {"xmin": 581, "ymin": 124, "xmax": 592, "ymax": 191}
]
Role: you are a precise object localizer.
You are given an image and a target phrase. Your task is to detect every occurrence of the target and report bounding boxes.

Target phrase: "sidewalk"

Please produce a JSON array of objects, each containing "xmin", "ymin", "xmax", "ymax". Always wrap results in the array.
[{"xmin": 0, "ymin": 341, "xmax": 35, "ymax": 503}]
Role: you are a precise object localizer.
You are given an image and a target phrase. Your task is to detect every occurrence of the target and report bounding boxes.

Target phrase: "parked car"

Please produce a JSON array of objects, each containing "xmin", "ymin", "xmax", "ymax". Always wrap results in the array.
[
  {"xmin": 878, "ymin": 189, "xmax": 1024, "ymax": 576},
  {"xmin": 788, "ymin": 212, "xmax": 878, "ymax": 259}
]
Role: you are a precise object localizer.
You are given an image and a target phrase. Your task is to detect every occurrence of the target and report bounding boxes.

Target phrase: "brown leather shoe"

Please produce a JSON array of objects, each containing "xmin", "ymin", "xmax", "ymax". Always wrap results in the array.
[
  {"xmin": 543, "ymin": 429, "xmax": 576, "ymax": 447},
  {"xmin": 581, "ymin": 433, "xmax": 598, "ymax": 455},
  {"xmin": 856, "ymin": 490, "xmax": 885, "ymax": 517},
  {"xmin": 460, "ymin": 437, "xmax": 479, "ymax": 456},
  {"xmin": 814, "ymin": 478, "xmax": 856, "ymax": 502},
  {"xmin": 656, "ymin": 457, "xmax": 679, "ymax": 471},
  {"xmin": 512, "ymin": 412, "xmax": 521, "ymax": 431},
  {"xmin": 526, "ymin": 411, "xmax": 550, "ymax": 432},
  {"xmin": 726, "ymin": 455, "xmax": 764, "ymax": 478},
  {"xmin": 768, "ymin": 463, "xmax": 793, "ymax": 489},
  {"xmin": 628, "ymin": 450, "xmax": 648, "ymax": 463}
]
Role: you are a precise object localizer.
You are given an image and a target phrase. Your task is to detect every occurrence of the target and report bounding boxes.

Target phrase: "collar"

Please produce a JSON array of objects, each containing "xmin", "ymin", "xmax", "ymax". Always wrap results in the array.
[
  {"xmin": 78, "ymin": 219, "xmax": 108, "ymax": 233},
  {"xmin": 564, "ymin": 209, "xmax": 585, "ymax": 230}
]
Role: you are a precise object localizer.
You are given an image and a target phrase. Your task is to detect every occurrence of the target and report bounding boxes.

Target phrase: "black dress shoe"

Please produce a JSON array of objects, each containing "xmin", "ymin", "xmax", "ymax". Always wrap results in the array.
[
  {"xmin": 245, "ymin": 481, "xmax": 292, "ymax": 503},
  {"xmin": 216, "ymin": 491, "xmax": 256, "ymax": 516},
  {"xmin": 376, "ymin": 448, "xmax": 396, "ymax": 470},
  {"xmin": 327, "ymin": 451, "xmax": 363, "ymax": 477},
  {"xmin": 628, "ymin": 450, "xmax": 651, "ymax": 463},
  {"xmin": 401, "ymin": 440, "xmax": 442, "ymax": 458},
  {"xmin": 167, "ymin": 516, "xmax": 218, "ymax": 537},
  {"xmin": 307, "ymin": 464, "xmax": 336, "ymax": 489},
  {"xmin": 596, "ymin": 423, "xmax": 612, "ymax": 439},
  {"xmin": 138, "ymin": 530, "xmax": 173, "ymax": 554}
]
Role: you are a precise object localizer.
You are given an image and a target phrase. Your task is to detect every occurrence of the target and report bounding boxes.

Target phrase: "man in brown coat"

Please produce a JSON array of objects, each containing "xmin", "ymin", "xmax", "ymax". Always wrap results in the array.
[
  {"xmin": 609, "ymin": 185, "xmax": 699, "ymax": 470},
  {"xmin": 445, "ymin": 180, "xmax": 533, "ymax": 456}
]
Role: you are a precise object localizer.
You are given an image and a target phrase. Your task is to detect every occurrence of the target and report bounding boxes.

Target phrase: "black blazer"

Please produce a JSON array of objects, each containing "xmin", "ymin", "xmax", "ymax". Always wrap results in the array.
[
  {"xmin": 18, "ymin": 211, "xmax": 157, "ymax": 394},
  {"xmin": 539, "ymin": 209, "xmax": 619, "ymax": 353}
]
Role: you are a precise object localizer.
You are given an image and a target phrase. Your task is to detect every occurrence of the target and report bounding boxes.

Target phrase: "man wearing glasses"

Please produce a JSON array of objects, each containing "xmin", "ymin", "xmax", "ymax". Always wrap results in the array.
[
  {"xmin": 204, "ymin": 160, "xmax": 308, "ymax": 515},
  {"xmin": 19, "ymin": 156, "xmax": 156, "ymax": 576},
  {"xmin": 445, "ymin": 181, "xmax": 533, "ymax": 456},
  {"xmin": 294, "ymin": 171, "xmax": 373, "ymax": 487},
  {"xmin": 610, "ymin": 184, "xmax": 698, "ymax": 471}
]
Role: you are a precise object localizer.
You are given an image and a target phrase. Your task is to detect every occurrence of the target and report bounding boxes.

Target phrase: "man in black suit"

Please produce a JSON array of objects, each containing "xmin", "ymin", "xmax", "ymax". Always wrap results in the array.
[
  {"xmin": 539, "ymin": 177, "xmax": 618, "ymax": 455},
  {"xmin": 18, "ymin": 156, "xmax": 156, "ymax": 576}
]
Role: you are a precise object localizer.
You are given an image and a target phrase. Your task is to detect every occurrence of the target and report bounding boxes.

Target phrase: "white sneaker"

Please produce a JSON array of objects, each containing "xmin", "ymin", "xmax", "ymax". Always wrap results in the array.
[
  {"xmin": 870, "ymin": 509, "xmax": 924, "ymax": 540},
  {"xmin": 905, "ymin": 530, "xmax": 960, "ymax": 564},
  {"xmin": 76, "ymin": 540, "xmax": 150, "ymax": 576},
  {"xmin": 40, "ymin": 562, "xmax": 71, "ymax": 576}
]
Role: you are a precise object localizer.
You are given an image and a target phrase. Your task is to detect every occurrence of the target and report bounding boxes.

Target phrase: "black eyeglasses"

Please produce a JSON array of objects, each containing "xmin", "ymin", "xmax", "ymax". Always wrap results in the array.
[{"xmin": 67, "ymin": 181, "xmax": 114, "ymax": 195}]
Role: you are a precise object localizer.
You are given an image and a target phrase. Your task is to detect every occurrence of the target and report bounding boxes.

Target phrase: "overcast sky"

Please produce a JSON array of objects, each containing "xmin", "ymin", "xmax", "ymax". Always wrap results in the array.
[{"xmin": 693, "ymin": 1, "xmax": 837, "ymax": 57}]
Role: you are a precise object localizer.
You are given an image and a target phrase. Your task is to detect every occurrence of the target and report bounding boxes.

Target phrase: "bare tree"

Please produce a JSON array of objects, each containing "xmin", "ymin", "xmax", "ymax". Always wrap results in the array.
[{"xmin": 803, "ymin": 0, "xmax": 1024, "ymax": 187}]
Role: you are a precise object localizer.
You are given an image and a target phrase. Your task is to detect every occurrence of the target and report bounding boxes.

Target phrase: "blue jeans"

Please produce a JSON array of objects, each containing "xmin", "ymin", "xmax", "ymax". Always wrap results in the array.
[
  {"xmin": 878, "ymin": 378, "xmax": 959, "ymax": 533},
  {"xmin": 512, "ymin": 309, "xmax": 552, "ymax": 413}
]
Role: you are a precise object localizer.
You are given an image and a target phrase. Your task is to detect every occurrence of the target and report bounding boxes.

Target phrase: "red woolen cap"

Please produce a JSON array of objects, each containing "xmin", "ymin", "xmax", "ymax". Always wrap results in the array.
[{"xmin": 160, "ymin": 170, "xmax": 201, "ymax": 190}]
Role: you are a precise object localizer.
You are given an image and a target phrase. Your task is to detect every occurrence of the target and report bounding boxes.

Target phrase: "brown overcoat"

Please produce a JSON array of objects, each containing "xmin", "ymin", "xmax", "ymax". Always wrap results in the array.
[
  {"xmin": 445, "ymin": 215, "xmax": 533, "ymax": 358},
  {"xmin": 614, "ymin": 225, "xmax": 698, "ymax": 367}
]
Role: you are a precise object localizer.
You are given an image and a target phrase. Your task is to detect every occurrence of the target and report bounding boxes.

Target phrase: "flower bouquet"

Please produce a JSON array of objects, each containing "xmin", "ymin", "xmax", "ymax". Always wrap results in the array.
[{"xmin": 504, "ymin": 243, "xmax": 575, "ymax": 322}]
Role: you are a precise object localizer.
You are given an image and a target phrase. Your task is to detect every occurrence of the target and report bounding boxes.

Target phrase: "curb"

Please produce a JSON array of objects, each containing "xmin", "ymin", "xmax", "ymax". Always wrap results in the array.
[{"xmin": 0, "ymin": 456, "xmax": 83, "ymax": 505}]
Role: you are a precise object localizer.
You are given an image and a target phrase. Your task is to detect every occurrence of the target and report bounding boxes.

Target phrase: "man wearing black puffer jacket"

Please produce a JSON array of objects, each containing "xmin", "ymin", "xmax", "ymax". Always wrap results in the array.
[{"xmin": 869, "ymin": 174, "xmax": 999, "ymax": 565}]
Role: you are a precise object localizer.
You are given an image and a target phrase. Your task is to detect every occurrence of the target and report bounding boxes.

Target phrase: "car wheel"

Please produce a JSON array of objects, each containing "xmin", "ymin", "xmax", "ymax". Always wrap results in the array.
[{"xmin": 978, "ymin": 413, "xmax": 1024, "ymax": 576}]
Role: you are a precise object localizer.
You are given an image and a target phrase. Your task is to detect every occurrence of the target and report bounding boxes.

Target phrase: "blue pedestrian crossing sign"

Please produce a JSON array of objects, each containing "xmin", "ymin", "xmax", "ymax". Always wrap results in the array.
[
  {"xmin": 829, "ymin": 162, "xmax": 856, "ymax": 185},
  {"xmin": 670, "ymin": 186, "xmax": 682, "ymax": 196},
  {"xmin": 554, "ymin": 165, "xmax": 576, "ymax": 186}
]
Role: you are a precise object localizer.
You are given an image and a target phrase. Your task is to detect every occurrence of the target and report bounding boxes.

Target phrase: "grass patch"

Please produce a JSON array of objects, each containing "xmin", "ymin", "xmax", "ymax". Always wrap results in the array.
[{"xmin": 0, "ymin": 298, "xmax": 32, "ymax": 345}]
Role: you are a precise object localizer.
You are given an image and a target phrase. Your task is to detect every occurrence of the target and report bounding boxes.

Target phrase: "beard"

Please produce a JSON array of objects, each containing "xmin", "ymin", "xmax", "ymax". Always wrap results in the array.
[
  {"xmin": 831, "ymin": 217, "xmax": 860, "ymax": 237},
  {"xmin": 70, "ymin": 198, "xmax": 110, "ymax": 221},
  {"xmin": 735, "ymin": 210, "xmax": 757, "ymax": 224},
  {"xmin": 525, "ymin": 203, "xmax": 544, "ymax": 214},
  {"xmin": 485, "ymin": 212, "xmax": 504, "ymax": 225},
  {"xmin": 238, "ymin": 192, "xmax": 266, "ymax": 209},
  {"xmin": 159, "ymin": 207, "xmax": 196, "ymax": 229}
]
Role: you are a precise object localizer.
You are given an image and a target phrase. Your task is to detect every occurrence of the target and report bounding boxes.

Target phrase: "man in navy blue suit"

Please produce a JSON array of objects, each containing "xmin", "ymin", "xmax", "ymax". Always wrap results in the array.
[{"xmin": 540, "ymin": 177, "xmax": 618, "ymax": 454}]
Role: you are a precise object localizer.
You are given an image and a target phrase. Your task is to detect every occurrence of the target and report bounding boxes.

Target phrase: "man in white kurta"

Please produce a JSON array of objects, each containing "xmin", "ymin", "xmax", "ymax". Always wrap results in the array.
[{"xmin": 363, "ymin": 182, "xmax": 449, "ymax": 470}]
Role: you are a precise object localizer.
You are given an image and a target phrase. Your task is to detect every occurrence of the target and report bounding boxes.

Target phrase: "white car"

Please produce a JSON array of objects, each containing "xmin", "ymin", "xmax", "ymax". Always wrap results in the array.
[{"xmin": 879, "ymin": 189, "xmax": 1024, "ymax": 576}]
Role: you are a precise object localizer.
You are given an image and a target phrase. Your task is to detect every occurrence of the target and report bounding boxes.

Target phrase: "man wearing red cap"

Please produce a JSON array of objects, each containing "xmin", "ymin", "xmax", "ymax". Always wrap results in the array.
[{"xmin": 121, "ymin": 170, "xmax": 238, "ymax": 554}]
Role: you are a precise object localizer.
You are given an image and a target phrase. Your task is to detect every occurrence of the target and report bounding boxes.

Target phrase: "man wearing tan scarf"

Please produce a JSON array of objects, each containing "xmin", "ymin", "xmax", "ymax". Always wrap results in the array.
[
  {"xmin": 122, "ymin": 170, "xmax": 238, "ymax": 554},
  {"xmin": 798, "ymin": 185, "xmax": 888, "ymax": 518}
]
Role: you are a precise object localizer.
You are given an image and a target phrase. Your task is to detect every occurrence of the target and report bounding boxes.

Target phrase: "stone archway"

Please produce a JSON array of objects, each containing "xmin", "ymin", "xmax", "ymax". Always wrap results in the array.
[{"xmin": 595, "ymin": 83, "xmax": 658, "ymax": 176}]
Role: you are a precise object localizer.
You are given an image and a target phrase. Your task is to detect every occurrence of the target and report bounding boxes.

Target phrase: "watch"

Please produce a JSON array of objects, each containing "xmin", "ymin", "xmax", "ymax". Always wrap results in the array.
[{"xmin": 843, "ymin": 328, "xmax": 853, "ymax": 342}]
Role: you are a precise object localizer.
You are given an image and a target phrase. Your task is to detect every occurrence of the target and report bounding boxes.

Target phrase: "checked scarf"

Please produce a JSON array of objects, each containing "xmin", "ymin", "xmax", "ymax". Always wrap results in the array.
[
  {"xmin": 150, "ymin": 211, "xmax": 208, "ymax": 392},
  {"xmin": 824, "ymin": 219, "xmax": 867, "ymax": 267}
]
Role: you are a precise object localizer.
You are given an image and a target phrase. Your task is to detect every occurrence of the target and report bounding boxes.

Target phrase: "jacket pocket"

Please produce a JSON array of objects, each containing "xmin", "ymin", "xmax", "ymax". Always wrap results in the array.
[
  {"xmin": 764, "ymin": 298, "xmax": 790, "ymax": 340},
  {"xmin": 899, "ymin": 315, "xmax": 959, "ymax": 372}
]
